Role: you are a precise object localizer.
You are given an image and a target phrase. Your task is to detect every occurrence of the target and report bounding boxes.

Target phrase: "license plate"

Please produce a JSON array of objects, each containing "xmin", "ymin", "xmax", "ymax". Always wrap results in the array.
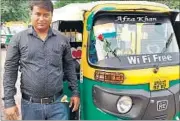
[{"xmin": 150, "ymin": 79, "xmax": 169, "ymax": 91}]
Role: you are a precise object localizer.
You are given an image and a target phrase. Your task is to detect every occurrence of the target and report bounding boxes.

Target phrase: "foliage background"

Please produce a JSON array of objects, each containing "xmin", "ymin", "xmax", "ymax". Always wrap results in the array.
[
  {"xmin": 54, "ymin": 0, "xmax": 180, "ymax": 9},
  {"xmin": 1, "ymin": 0, "xmax": 29, "ymax": 22},
  {"xmin": 0, "ymin": 0, "xmax": 179, "ymax": 23}
]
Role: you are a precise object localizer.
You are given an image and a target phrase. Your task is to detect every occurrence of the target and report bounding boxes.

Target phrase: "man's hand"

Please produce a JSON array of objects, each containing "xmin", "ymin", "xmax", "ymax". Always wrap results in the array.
[
  {"xmin": 4, "ymin": 105, "xmax": 19, "ymax": 120},
  {"xmin": 69, "ymin": 96, "xmax": 80, "ymax": 112}
]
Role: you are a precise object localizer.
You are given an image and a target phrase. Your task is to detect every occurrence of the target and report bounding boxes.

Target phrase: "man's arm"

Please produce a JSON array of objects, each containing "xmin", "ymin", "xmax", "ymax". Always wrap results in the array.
[
  {"xmin": 3, "ymin": 34, "xmax": 20, "ymax": 108},
  {"xmin": 63, "ymin": 40, "xmax": 79, "ymax": 97}
]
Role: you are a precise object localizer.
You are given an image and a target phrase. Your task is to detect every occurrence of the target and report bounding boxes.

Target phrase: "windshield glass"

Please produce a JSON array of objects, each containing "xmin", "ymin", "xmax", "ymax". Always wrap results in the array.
[{"xmin": 88, "ymin": 13, "xmax": 179, "ymax": 68}]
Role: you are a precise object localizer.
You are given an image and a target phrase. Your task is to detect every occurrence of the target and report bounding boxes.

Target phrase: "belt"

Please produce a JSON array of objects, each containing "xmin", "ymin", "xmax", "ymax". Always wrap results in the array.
[{"xmin": 22, "ymin": 91, "xmax": 63, "ymax": 104}]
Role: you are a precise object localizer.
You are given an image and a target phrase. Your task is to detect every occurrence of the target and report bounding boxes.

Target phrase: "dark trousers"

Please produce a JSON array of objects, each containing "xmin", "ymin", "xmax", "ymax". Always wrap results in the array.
[{"xmin": 21, "ymin": 95, "xmax": 69, "ymax": 120}]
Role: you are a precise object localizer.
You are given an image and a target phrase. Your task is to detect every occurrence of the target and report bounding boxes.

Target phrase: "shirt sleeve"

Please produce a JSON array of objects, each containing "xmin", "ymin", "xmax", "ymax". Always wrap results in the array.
[
  {"xmin": 3, "ymin": 34, "xmax": 20, "ymax": 108},
  {"xmin": 63, "ymin": 39, "xmax": 80, "ymax": 97}
]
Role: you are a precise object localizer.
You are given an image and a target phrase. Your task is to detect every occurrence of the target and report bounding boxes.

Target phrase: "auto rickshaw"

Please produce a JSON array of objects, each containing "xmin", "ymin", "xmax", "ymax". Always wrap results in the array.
[{"xmin": 52, "ymin": 1, "xmax": 180, "ymax": 120}]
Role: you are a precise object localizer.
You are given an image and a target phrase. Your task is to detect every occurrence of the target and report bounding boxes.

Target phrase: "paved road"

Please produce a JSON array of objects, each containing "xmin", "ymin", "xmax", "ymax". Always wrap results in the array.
[{"xmin": 0, "ymin": 48, "xmax": 22, "ymax": 120}]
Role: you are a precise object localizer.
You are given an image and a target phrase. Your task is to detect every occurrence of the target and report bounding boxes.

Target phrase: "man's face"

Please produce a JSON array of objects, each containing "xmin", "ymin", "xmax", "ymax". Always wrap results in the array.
[{"xmin": 31, "ymin": 6, "xmax": 52, "ymax": 32}]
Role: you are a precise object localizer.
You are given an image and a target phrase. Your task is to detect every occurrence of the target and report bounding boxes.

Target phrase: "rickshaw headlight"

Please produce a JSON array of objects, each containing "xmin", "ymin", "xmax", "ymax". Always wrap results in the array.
[{"xmin": 116, "ymin": 96, "xmax": 132, "ymax": 114}]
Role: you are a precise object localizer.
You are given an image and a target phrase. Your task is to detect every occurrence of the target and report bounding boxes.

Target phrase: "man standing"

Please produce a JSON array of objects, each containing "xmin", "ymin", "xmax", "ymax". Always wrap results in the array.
[{"xmin": 3, "ymin": 0, "xmax": 80, "ymax": 120}]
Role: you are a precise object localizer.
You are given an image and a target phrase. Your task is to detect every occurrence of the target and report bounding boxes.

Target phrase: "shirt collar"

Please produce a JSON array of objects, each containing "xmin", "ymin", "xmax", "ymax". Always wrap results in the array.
[{"xmin": 27, "ymin": 26, "xmax": 57, "ymax": 37}]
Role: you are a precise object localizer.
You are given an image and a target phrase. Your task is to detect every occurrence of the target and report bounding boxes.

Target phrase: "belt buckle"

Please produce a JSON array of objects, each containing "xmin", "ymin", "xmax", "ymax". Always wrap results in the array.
[{"xmin": 41, "ymin": 97, "xmax": 51, "ymax": 104}]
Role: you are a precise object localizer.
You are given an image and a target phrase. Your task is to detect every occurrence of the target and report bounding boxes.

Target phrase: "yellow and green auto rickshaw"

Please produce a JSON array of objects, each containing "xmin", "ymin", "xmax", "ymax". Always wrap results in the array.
[{"xmin": 52, "ymin": 1, "xmax": 180, "ymax": 120}]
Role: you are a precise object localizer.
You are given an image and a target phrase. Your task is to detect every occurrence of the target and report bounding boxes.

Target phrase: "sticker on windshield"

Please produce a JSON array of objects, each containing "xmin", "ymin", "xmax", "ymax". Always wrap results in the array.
[
  {"xmin": 93, "ymin": 23, "xmax": 117, "ymax": 39},
  {"xmin": 127, "ymin": 54, "xmax": 173, "ymax": 65},
  {"xmin": 115, "ymin": 16, "xmax": 157, "ymax": 23},
  {"xmin": 93, "ymin": 23, "xmax": 117, "ymax": 61}
]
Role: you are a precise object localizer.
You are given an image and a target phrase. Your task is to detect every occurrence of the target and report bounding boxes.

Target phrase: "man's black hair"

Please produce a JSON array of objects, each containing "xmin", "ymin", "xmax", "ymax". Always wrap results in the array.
[{"xmin": 30, "ymin": 0, "xmax": 54, "ymax": 13}]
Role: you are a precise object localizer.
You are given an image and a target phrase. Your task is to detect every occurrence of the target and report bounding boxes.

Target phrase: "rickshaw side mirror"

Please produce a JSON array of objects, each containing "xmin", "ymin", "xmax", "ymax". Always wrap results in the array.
[{"xmin": 173, "ymin": 21, "xmax": 180, "ymax": 49}]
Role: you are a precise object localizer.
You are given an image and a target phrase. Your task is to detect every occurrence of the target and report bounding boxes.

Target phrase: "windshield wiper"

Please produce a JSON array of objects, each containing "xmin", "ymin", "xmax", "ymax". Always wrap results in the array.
[
  {"xmin": 161, "ymin": 33, "xmax": 174, "ymax": 53},
  {"xmin": 104, "ymin": 39, "xmax": 121, "ymax": 62},
  {"xmin": 153, "ymin": 33, "xmax": 174, "ymax": 73}
]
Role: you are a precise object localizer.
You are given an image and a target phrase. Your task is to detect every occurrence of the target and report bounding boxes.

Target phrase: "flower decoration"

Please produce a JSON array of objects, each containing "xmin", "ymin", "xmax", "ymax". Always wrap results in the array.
[{"xmin": 97, "ymin": 34, "xmax": 104, "ymax": 41}]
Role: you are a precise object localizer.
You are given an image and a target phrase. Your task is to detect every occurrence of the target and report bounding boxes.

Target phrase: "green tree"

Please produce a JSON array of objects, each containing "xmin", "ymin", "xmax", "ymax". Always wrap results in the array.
[
  {"xmin": 0, "ymin": 0, "xmax": 178, "ymax": 22},
  {"xmin": 54, "ymin": 0, "xmax": 179, "ymax": 9},
  {"xmin": 1, "ymin": 0, "xmax": 30, "ymax": 22}
]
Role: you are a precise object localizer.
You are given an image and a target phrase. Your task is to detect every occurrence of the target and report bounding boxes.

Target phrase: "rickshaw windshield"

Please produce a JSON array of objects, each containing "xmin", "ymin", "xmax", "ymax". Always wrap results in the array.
[{"xmin": 88, "ymin": 13, "xmax": 179, "ymax": 68}]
